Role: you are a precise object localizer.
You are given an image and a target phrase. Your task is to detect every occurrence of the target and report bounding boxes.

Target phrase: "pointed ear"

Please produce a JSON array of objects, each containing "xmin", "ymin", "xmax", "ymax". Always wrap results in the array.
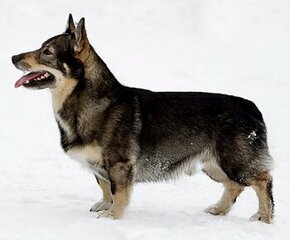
[
  {"xmin": 65, "ymin": 14, "xmax": 75, "ymax": 35},
  {"xmin": 74, "ymin": 17, "xmax": 88, "ymax": 53}
]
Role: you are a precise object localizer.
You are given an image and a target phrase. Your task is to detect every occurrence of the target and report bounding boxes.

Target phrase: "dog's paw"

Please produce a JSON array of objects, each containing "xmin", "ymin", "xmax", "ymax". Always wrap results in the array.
[
  {"xmin": 90, "ymin": 200, "xmax": 112, "ymax": 212},
  {"xmin": 204, "ymin": 205, "xmax": 229, "ymax": 216},
  {"xmin": 97, "ymin": 210, "xmax": 116, "ymax": 219},
  {"xmin": 250, "ymin": 212, "xmax": 273, "ymax": 224}
]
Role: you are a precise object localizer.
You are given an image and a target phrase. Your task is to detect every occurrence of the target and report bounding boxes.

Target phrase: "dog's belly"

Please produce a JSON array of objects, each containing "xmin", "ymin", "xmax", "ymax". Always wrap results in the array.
[{"xmin": 134, "ymin": 153, "xmax": 201, "ymax": 183}]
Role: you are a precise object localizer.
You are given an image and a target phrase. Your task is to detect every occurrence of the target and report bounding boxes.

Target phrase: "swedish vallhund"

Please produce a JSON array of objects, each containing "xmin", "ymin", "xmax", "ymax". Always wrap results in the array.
[{"xmin": 12, "ymin": 14, "xmax": 274, "ymax": 223}]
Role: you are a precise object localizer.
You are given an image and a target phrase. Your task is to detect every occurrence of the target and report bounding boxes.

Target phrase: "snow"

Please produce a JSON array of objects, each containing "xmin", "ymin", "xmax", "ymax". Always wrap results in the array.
[
  {"xmin": 1, "ymin": 0, "xmax": 290, "ymax": 239},
  {"xmin": 248, "ymin": 131, "xmax": 257, "ymax": 144}
]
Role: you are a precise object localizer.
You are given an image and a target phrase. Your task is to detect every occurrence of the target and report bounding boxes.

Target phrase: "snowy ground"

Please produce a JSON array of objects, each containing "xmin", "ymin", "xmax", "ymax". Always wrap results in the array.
[{"xmin": 1, "ymin": 0, "xmax": 290, "ymax": 239}]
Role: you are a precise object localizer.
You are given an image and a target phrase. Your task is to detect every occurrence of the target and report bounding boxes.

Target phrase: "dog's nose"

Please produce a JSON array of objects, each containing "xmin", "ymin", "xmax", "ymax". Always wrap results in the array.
[{"xmin": 12, "ymin": 55, "xmax": 21, "ymax": 64}]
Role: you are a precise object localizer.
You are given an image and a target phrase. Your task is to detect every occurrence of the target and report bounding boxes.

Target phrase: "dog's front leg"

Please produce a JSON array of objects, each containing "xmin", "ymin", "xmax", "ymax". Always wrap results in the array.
[
  {"xmin": 90, "ymin": 174, "xmax": 113, "ymax": 212},
  {"xmin": 98, "ymin": 161, "xmax": 133, "ymax": 219}
]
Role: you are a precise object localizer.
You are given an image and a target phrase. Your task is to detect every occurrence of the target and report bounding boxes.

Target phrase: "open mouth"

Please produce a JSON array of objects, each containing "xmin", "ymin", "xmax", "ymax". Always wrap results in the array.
[{"xmin": 15, "ymin": 71, "xmax": 55, "ymax": 89}]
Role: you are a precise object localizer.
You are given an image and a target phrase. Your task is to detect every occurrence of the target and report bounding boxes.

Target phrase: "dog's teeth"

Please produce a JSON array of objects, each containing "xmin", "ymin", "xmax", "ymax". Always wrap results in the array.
[
  {"xmin": 44, "ymin": 73, "xmax": 49, "ymax": 77},
  {"xmin": 25, "ymin": 80, "xmax": 29, "ymax": 84},
  {"xmin": 41, "ymin": 75, "xmax": 45, "ymax": 79}
]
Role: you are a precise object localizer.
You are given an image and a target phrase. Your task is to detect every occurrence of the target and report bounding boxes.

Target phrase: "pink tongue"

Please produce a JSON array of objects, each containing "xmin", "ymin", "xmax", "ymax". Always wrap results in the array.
[{"xmin": 15, "ymin": 71, "xmax": 45, "ymax": 88}]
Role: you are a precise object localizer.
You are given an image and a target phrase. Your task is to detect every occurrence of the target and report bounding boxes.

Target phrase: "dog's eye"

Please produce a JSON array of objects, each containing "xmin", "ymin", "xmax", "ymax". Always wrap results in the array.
[{"xmin": 43, "ymin": 48, "xmax": 52, "ymax": 55}]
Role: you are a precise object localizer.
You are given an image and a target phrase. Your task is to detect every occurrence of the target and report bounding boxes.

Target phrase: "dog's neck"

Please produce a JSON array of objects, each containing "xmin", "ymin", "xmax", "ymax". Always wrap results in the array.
[
  {"xmin": 81, "ymin": 45, "xmax": 121, "ymax": 90},
  {"xmin": 51, "ymin": 46, "xmax": 121, "ymax": 115},
  {"xmin": 50, "ymin": 77, "xmax": 78, "ymax": 115},
  {"xmin": 50, "ymin": 47, "xmax": 121, "ymax": 149}
]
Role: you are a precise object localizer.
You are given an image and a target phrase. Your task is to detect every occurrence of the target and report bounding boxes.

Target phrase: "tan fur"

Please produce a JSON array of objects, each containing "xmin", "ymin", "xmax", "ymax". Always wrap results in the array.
[
  {"xmin": 90, "ymin": 178, "xmax": 113, "ymax": 213},
  {"xmin": 205, "ymin": 182, "xmax": 244, "ymax": 215},
  {"xmin": 102, "ymin": 162, "xmax": 133, "ymax": 219},
  {"xmin": 204, "ymin": 160, "xmax": 273, "ymax": 223},
  {"xmin": 49, "ymin": 73, "xmax": 78, "ymax": 141},
  {"xmin": 250, "ymin": 174, "xmax": 273, "ymax": 224},
  {"xmin": 107, "ymin": 184, "xmax": 132, "ymax": 219},
  {"xmin": 50, "ymin": 77, "xmax": 78, "ymax": 113},
  {"xmin": 98, "ymin": 178, "xmax": 112, "ymax": 203},
  {"xmin": 203, "ymin": 160, "xmax": 245, "ymax": 216},
  {"xmin": 21, "ymin": 52, "xmax": 38, "ymax": 66}
]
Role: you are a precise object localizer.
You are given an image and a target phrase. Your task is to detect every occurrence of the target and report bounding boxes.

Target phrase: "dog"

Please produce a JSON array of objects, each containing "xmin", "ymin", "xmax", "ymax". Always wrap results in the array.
[{"xmin": 12, "ymin": 14, "xmax": 274, "ymax": 223}]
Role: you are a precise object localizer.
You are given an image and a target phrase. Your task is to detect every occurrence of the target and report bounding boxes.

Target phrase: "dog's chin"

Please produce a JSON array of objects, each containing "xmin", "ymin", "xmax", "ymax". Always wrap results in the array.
[{"xmin": 15, "ymin": 70, "xmax": 56, "ymax": 90}]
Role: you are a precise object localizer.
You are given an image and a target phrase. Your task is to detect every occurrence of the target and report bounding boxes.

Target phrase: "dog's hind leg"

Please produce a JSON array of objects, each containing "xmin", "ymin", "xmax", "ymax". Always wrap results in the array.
[
  {"xmin": 250, "ymin": 173, "xmax": 274, "ymax": 224},
  {"xmin": 202, "ymin": 159, "xmax": 245, "ymax": 216},
  {"xmin": 90, "ymin": 175, "xmax": 112, "ymax": 212},
  {"xmin": 204, "ymin": 182, "xmax": 244, "ymax": 215}
]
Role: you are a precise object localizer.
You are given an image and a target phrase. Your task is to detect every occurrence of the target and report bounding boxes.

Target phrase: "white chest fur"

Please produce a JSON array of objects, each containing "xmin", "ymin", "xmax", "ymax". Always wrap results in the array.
[{"xmin": 66, "ymin": 144, "xmax": 103, "ymax": 169}]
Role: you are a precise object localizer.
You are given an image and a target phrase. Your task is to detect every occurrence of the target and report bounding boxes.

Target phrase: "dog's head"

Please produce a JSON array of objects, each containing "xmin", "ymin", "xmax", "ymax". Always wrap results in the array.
[{"xmin": 12, "ymin": 14, "xmax": 89, "ymax": 90}]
